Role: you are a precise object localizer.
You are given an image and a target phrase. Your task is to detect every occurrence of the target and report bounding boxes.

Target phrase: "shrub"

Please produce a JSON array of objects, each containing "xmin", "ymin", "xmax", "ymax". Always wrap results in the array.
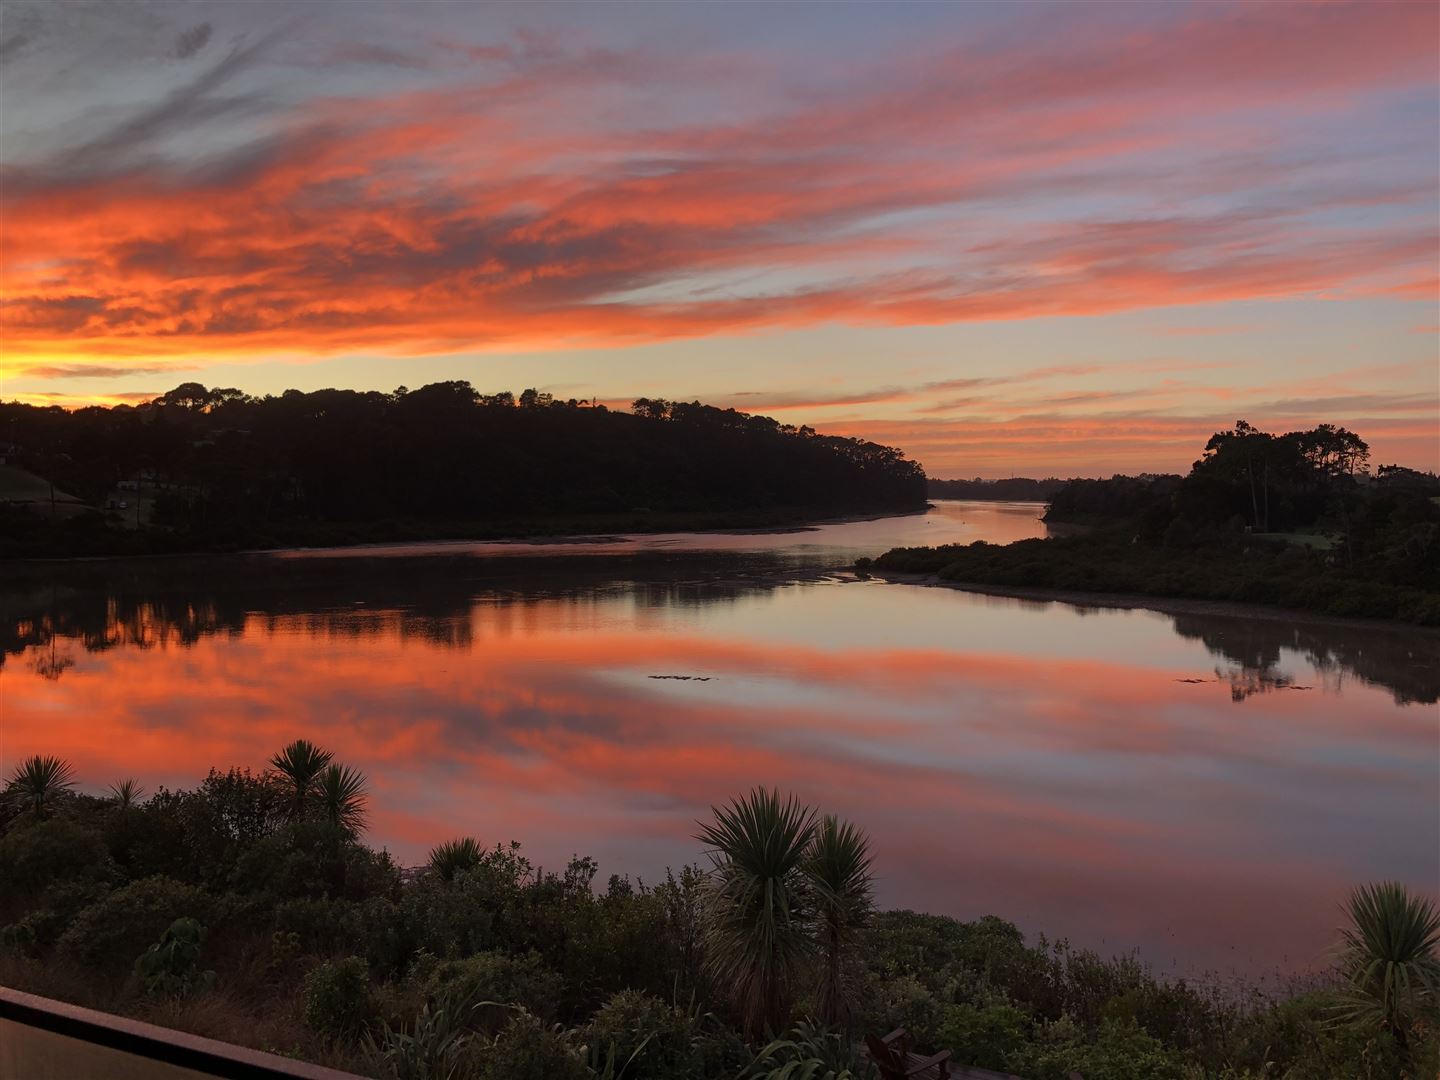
[
  {"xmin": 479, "ymin": 1010, "xmax": 589, "ymax": 1080},
  {"xmin": 363, "ymin": 989, "xmax": 477, "ymax": 1080},
  {"xmin": 742, "ymin": 1021, "xmax": 875, "ymax": 1080},
  {"xmin": 421, "ymin": 951, "xmax": 564, "ymax": 1031},
  {"xmin": 585, "ymin": 989, "xmax": 699, "ymax": 1079},
  {"xmin": 0, "ymin": 920, "xmax": 38, "ymax": 957},
  {"xmin": 57, "ymin": 876, "xmax": 208, "ymax": 972},
  {"xmin": 135, "ymin": 917, "xmax": 214, "ymax": 998},
  {"xmin": 236, "ymin": 820, "xmax": 399, "ymax": 902},
  {"xmin": 859, "ymin": 972, "xmax": 949, "ymax": 1048},
  {"xmin": 274, "ymin": 895, "xmax": 363, "ymax": 953},
  {"xmin": 935, "ymin": 1003, "xmax": 1029, "ymax": 1071},
  {"xmin": 1013, "ymin": 1017, "xmax": 1186, "ymax": 1080},
  {"xmin": 0, "ymin": 817, "xmax": 114, "ymax": 894},
  {"xmin": 303, "ymin": 955, "xmax": 374, "ymax": 1038}
]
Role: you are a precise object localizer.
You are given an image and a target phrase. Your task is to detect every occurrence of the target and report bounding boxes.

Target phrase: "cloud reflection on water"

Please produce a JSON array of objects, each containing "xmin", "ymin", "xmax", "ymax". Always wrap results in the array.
[{"xmin": 2, "ymin": 556, "xmax": 1436, "ymax": 978}]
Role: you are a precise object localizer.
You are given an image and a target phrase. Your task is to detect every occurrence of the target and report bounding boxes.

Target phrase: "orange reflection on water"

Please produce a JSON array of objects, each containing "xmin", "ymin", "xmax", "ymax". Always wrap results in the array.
[{"xmin": 3, "ymin": 581, "xmax": 1436, "ymax": 977}]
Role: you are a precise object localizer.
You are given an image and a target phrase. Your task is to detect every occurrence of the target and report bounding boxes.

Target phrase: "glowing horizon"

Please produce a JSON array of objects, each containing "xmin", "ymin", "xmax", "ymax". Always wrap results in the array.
[{"xmin": 1, "ymin": 0, "xmax": 1436, "ymax": 476}]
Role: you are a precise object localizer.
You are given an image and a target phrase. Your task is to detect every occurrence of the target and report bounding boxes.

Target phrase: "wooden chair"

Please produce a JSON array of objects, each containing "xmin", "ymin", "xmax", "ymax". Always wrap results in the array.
[{"xmin": 864, "ymin": 1028, "xmax": 951, "ymax": 1080}]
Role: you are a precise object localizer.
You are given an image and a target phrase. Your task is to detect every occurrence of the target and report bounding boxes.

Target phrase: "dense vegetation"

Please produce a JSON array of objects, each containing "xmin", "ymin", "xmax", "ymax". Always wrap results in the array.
[
  {"xmin": 3, "ymin": 747, "xmax": 1437, "ymax": 1079},
  {"xmin": 869, "ymin": 423, "xmax": 1440, "ymax": 625},
  {"xmin": 0, "ymin": 383, "xmax": 926, "ymax": 557},
  {"xmin": 927, "ymin": 478, "xmax": 1070, "ymax": 501}
]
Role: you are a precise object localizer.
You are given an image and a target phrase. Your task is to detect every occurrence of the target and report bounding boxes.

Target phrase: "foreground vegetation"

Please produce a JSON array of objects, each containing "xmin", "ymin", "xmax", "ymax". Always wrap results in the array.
[
  {"xmin": 2, "ymin": 747, "xmax": 1437, "ymax": 1079},
  {"xmin": 868, "ymin": 423, "xmax": 1440, "ymax": 625},
  {"xmin": 0, "ymin": 383, "xmax": 926, "ymax": 558}
]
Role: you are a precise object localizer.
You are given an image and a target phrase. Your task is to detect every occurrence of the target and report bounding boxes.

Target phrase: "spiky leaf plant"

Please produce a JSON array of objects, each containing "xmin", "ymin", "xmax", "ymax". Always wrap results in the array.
[
  {"xmin": 1335, "ymin": 881, "xmax": 1440, "ymax": 1047},
  {"xmin": 5, "ymin": 754, "xmax": 76, "ymax": 817},
  {"xmin": 743, "ymin": 1021, "xmax": 875, "ymax": 1080},
  {"xmin": 107, "ymin": 778, "xmax": 147, "ymax": 810},
  {"xmin": 268, "ymin": 739, "xmax": 333, "ymax": 818},
  {"xmin": 696, "ymin": 788, "xmax": 818, "ymax": 1040},
  {"xmin": 318, "ymin": 763, "xmax": 369, "ymax": 835},
  {"xmin": 428, "ymin": 837, "xmax": 485, "ymax": 882},
  {"xmin": 362, "ymin": 989, "xmax": 476, "ymax": 1080},
  {"xmin": 806, "ymin": 815, "xmax": 874, "ymax": 1029}
]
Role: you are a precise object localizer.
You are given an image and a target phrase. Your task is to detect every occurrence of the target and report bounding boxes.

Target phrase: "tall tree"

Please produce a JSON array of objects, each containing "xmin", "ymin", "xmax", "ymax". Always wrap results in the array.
[
  {"xmin": 806, "ymin": 815, "xmax": 874, "ymax": 1028},
  {"xmin": 697, "ymin": 788, "xmax": 818, "ymax": 1040},
  {"xmin": 268, "ymin": 739, "xmax": 334, "ymax": 819}
]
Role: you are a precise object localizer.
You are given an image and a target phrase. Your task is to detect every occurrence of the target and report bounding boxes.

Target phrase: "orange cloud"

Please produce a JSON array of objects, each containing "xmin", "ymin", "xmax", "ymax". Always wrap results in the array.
[{"xmin": 1, "ymin": 2, "xmax": 1435, "ymax": 371}]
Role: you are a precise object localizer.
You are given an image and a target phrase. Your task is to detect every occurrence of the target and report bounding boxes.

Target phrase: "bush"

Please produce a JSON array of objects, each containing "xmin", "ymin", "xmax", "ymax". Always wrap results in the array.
[
  {"xmin": 236, "ymin": 820, "xmax": 399, "ymax": 902},
  {"xmin": 935, "ymin": 1003, "xmax": 1029, "ymax": 1071},
  {"xmin": 274, "ymin": 895, "xmax": 363, "ymax": 953},
  {"xmin": 0, "ymin": 920, "xmax": 38, "ymax": 957},
  {"xmin": 57, "ymin": 876, "xmax": 208, "ymax": 972},
  {"xmin": 860, "ymin": 972, "xmax": 949, "ymax": 1048},
  {"xmin": 1013, "ymin": 1017, "xmax": 1186, "ymax": 1080},
  {"xmin": 479, "ymin": 1010, "xmax": 589, "ymax": 1080},
  {"xmin": 585, "ymin": 989, "xmax": 699, "ymax": 1079},
  {"xmin": 421, "ymin": 951, "xmax": 565, "ymax": 1031},
  {"xmin": 0, "ymin": 817, "xmax": 114, "ymax": 894},
  {"xmin": 303, "ymin": 955, "xmax": 374, "ymax": 1038},
  {"xmin": 135, "ymin": 917, "xmax": 214, "ymax": 998}
]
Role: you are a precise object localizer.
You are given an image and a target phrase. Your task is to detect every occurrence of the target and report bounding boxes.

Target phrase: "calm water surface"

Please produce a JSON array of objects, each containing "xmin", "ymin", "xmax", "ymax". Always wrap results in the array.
[{"xmin": 4, "ymin": 501, "xmax": 1436, "ymax": 978}]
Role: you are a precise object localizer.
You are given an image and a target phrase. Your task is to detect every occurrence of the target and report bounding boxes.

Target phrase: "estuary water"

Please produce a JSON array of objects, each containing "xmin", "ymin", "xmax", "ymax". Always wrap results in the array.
[{"xmin": 3, "ymin": 500, "xmax": 1436, "ymax": 978}]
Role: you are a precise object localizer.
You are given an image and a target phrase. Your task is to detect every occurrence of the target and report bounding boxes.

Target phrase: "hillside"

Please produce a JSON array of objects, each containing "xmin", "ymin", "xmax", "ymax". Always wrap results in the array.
[{"xmin": 0, "ymin": 384, "xmax": 927, "ymax": 557}]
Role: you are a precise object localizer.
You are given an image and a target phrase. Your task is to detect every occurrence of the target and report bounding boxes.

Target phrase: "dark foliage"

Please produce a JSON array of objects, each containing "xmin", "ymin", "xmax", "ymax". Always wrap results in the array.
[
  {"xmin": 874, "ymin": 422, "xmax": 1440, "ymax": 626},
  {"xmin": 1, "ymin": 763, "xmax": 1436, "ymax": 1078},
  {"xmin": 928, "ymin": 477, "xmax": 1070, "ymax": 501},
  {"xmin": 0, "ymin": 384, "xmax": 925, "ymax": 556}
]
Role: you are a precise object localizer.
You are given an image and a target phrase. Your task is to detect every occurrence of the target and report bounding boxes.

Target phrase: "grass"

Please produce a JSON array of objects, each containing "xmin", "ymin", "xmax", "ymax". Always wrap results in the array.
[{"xmin": 1254, "ymin": 531, "xmax": 1336, "ymax": 551}]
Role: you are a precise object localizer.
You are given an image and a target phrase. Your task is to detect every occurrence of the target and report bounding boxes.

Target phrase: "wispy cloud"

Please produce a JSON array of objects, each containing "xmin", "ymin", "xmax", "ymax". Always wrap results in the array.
[{"xmin": 2, "ymin": 2, "xmax": 1434, "ymax": 363}]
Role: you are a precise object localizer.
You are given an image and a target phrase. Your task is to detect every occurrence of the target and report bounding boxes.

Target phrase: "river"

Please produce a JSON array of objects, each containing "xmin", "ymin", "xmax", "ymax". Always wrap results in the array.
[{"xmin": 3, "ymin": 500, "xmax": 1436, "ymax": 979}]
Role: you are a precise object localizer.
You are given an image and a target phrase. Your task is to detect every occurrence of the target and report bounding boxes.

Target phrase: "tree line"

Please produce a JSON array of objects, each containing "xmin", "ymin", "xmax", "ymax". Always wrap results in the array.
[
  {"xmin": 0, "ymin": 383, "xmax": 926, "ymax": 554},
  {"xmin": 872, "ymin": 422, "xmax": 1440, "ymax": 624}
]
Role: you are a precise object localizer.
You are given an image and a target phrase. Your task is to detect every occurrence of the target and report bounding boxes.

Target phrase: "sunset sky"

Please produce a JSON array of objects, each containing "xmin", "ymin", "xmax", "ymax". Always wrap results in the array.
[{"xmin": 1, "ymin": 0, "xmax": 1436, "ymax": 476}]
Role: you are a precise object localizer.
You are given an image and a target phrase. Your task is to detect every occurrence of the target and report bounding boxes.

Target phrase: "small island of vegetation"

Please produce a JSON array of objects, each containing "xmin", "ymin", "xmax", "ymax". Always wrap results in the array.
[
  {"xmin": 867, "ymin": 422, "xmax": 1440, "ymax": 625},
  {"xmin": 0, "ymin": 383, "xmax": 927, "ymax": 558},
  {"xmin": 3, "ymin": 745, "xmax": 1438, "ymax": 1079}
]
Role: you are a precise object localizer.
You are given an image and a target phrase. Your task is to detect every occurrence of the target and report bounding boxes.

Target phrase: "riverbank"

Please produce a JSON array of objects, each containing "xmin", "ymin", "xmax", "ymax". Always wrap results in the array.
[
  {"xmin": 0, "ymin": 502, "xmax": 929, "ymax": 563},
  {"xmin": 870, "ymin": 569, "xmax": 1440, "ymax": 636},
  {"xmin": 863, "ymin": 532, "xmax": 1440, "ymax": 625}
]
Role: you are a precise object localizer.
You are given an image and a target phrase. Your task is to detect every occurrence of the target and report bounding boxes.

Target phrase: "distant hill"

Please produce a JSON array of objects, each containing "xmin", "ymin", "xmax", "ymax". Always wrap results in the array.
[
  {"xmin": 0, "ymin": 383, "xmax": 927, "ymax": 556},
  {"xmin": 928, "ymin": 476, "xmax": 1070, "ymax": 501}
]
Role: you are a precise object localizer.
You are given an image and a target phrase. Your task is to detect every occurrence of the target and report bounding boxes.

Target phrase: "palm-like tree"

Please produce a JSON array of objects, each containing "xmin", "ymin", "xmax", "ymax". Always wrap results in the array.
[
  {"xmin": 317, "ymin": 763, "xmax": 369, "ymax": 835},
  {"xmin": 269, "ymin": 739, "xmax": 333, "ymax": 819},
  {"xmin": 697, "ymin": 788, "xmax": 818, "ymax": 1040},
  {"xmin": 1336, "ymin": 881, "xmax": 1440, "ymax": 1047},
  {"xmin": 6, "ymin": 755, "xmax": 76, "ymax": 817},
  {"xmin": 428, "ymin": 837, "xmax": 484, "ymax": 882},
  {"xmin": 107, "ymin": 778, "xmax": 146, "ymax": 810},
  {"xmin": 806, "ymin": 815, "xmax": 874, "ymax": 1028}
]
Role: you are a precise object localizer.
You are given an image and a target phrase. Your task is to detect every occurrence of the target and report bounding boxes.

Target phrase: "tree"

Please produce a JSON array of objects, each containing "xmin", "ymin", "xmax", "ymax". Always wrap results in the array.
[
  {"xmin": 1336, "ymin": 881, "xmax": 1440, "ymax": 1049},
  {"xmin": 5, "ymin": 754, "xmax": 77, "ymax": 818},
  {"xmin": 107, "ymin": 778, "xmax": 146, "ymax": 810},
  {"xmin": 806, "ymin": 815, "xmax": 874, "ymax": 1028},
  {"xmin": 268, "ymin": 739, "xmax": 334, "ymax": 819},
  {"xmin": 428, "ymin": 837, "xmax": 485, "ymax": 882},
  {"xmin": 696, "ymin": 788, "xmax": 817, "ymax": 1040},
  {"xmin": 317, "ymin": 763, "xmax": 369, "ymax": 835}
]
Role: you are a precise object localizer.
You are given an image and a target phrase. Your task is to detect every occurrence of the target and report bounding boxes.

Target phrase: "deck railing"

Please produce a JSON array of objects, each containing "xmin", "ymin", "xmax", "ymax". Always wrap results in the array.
[{"xmin": 0, "ymin": 986, "xmax": 363, "ymax": 1080}]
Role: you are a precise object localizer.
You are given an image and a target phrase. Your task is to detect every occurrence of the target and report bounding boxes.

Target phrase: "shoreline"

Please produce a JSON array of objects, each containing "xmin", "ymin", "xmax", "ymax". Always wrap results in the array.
[
  {"xmin": 871, "ymin": 569, "xmax": 1440, "ymax": 636},
  {"xmin": 0, "ymin": 504, "xmax": 931, "ymax": 569}
]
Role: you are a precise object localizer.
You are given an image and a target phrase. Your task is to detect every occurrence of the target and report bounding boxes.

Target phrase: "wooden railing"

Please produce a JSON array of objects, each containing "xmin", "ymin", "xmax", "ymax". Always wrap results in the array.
[{"xmin": 0, "ymin": 986, "xmax": 363, "ymax": 1079}]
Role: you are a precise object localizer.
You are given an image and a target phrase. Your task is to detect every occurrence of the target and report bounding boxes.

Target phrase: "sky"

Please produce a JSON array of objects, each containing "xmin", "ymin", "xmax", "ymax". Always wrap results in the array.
[{"xmin": 0, "ymin": 0, "xmax": 1436, "ymax": 477}]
